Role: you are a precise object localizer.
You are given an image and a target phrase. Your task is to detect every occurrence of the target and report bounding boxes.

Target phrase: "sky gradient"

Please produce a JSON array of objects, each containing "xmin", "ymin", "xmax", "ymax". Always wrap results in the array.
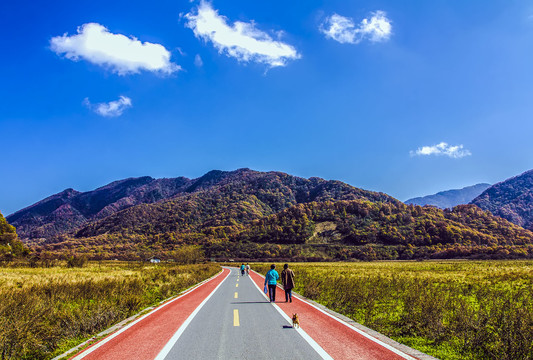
[{"xmin": 1, "ymin": 0, "xmax": 533, "ymax": 215}]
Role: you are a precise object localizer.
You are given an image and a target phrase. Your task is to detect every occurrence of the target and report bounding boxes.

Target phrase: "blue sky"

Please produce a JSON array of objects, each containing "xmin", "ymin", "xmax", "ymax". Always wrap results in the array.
[{"xmin": 1, "ymin": 0, "xmax": 533, "ymax": 215}]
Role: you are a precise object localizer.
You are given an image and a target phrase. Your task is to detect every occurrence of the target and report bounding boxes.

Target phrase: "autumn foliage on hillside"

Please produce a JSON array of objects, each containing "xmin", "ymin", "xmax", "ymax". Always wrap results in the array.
[
  {"xmin": 239, "ymin": 201, "xmax": 533, "ymax": 247},
  {"xmin": 11, "ymin": 169, "xmax": 533, "ymax": 261},
  {"xmin": 11, "ymin": 169, "xmax": 396, "ymax": 240},
  {"xmin": 33, "ymin": 199, "xmax": 533, "ymax": 261},
  {"xmin": 0, "ymin": 211, "xmax": 30, "ymax": 260},
  {"xmin": 75, "ymin": 172, "xmax": 397, "ymax": 238}
]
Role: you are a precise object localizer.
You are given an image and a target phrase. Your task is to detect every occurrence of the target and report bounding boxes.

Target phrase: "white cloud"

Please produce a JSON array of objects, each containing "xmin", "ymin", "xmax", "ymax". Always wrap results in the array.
[
  {"xmin": 410, "ymin": 142, "xmax": 472, "ymax": 159},
  {"xmin": 184, "ymin": 1, "xmax": 300, "ymax": 67},
  {"xmin": 194, "ymin": 54, "xmax": 204, "ymax": 67},
  {"xmin": 50, "ymin": 23, "xmax": 180, "ymax": 75},
  {"xmin": 320, "ymin": 11, "xmax": 392, "ymax": 44},
  {"xmin": 83, "ymin": 96, "xmax": 132, "ymax": 117}
]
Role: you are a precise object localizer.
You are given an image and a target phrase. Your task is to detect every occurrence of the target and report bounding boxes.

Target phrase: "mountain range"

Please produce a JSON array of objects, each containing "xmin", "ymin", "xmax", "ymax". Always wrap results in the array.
[
  {"xmin": 5, "ymin": 168, "xmax": 532, "ymax": 261},
  {"xmin": 8, "ymin": 169, "xmax": 395, "ymax": 240},
  {"xmin": 470, "ymin": 169, "xmax": 533, "ymax": 231},
  {"xmin": 405, "ymin": 183, "xmax": 491, "ymax": 208}
]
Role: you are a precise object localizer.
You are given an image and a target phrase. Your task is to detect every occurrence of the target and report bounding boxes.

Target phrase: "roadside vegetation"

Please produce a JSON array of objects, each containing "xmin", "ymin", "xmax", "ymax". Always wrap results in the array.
[
  {"xmin": 254, "ymin": 260, "xmax": 533, "ymax": 360},
  {"xmin": 0, "ymin": 261, "xmax": 219, "ymax": 359},
  {"xmin": 0, "ymin": 211, "xmax": 30, "ymax": 260}
]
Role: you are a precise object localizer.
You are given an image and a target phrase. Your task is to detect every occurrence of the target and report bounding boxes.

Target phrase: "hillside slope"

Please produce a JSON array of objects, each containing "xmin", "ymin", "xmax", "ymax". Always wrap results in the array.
[
  {"xmin": 13, "ymin": 169, "xmax": 533, "ymax": 261},
  {"xmin": 406, "ymin": 183, "xmax": 490, "ymax": 208},
  {"xmin": 10, "ymin": 169, "xmax": 396, "ymax": 240},
  {"xmin": 75, "ymin": 169, "xmax": 398, "ymax": 238},
  {"xmin": 237, "ymin": 201, "xmax": 533, "ymax": 247},
  {"xmin": 38, "ymin": 200, "xmax": 533, "ymax": 261},
  {"xmin": 7, "ymin": 176, "xmax": 191, "ymax": 239},
  {"xmin": 471, "ymin": 169, "xmax": 533, "ymax": 230}
]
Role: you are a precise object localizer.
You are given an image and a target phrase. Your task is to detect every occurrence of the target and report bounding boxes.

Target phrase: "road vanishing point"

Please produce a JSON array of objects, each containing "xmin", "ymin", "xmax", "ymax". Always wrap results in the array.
[{"xmin": 67, "ymin": 267, "xmax": 434, "ymax": 360}]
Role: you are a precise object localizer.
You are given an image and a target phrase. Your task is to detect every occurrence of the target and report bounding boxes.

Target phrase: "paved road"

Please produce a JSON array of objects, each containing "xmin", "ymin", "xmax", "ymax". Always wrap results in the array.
[
  {"xmin": 70, "ymin": 267, "xmax": 427, "ymax": 360},
  {"xmin": 159, "ymin": 267, "xmax": 322, "ymax": 359}
]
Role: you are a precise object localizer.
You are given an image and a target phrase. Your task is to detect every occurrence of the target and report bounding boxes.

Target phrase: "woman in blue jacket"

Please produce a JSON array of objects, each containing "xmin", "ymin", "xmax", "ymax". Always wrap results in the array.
[{"xmin": 264, "ymin": 264, "xmax": 279, "ymax": 302}]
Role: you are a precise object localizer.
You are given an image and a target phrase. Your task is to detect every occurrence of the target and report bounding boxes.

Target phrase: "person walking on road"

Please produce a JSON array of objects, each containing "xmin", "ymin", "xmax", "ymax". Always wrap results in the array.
[
  {"xmin": 281, "ymin": 263, "xmax": 295, "ymax": 303},
  {"xmin": 245, "ymin": 263, "xmax": 250, "ymax": 275},
  {"xmin": 240, "ymin": 263, "xmax": 245, "ymax": 276},
  {"xmin": 264, "ymin": 264, "xmax": 279, "ymax": 302}
]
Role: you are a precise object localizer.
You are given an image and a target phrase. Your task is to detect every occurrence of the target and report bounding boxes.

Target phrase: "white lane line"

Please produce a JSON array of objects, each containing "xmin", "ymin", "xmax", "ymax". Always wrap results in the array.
[
  {"xmin": 249, "ymin": 274, "xmax": 333, "ymax": 360},
  {"xmin": 71, "ymin": 269, "xmax": 226, "ymax": 360},
  {"xmin": 154, "ymin": 268, "xmax": 232, "ymax": 360},
  {"xmin": 251, "ymin": 271, "xmax": 417, "ymax": 360}
]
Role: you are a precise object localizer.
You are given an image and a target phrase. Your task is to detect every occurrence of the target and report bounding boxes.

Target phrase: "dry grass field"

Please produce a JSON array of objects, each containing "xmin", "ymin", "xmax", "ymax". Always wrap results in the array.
[{"xmin": 0, "ymin": 261, "xmax": 219, "ymax": 359}]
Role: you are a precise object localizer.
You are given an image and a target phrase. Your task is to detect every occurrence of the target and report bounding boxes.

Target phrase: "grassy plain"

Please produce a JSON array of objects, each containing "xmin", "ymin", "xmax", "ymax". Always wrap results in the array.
[
  {"xmin": 253, "ymin": 260, "xmax": 533, "ymax": 360},
  {"xmin": 0, "ymin": 261, "xmax": 220, "ymax": 360}
]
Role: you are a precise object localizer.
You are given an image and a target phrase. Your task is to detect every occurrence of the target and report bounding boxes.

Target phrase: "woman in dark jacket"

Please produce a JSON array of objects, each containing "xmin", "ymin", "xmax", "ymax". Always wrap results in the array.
[{"xmin": 281, "ymin": 263, "xmax": 295, "ymax": 302}]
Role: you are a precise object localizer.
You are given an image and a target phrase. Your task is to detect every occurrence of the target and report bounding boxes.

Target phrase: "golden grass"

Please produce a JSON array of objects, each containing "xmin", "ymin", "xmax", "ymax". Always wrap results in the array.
[{"xmin": 0, "ymin": 261, "xmax": 220, "ymax": 360}]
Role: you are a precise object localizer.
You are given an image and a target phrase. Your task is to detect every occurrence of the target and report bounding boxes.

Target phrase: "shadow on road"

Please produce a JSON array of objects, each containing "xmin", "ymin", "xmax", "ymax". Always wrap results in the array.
[{"xmin": 230, "ymin": 301, "xmax": 270, "ymax": 304}]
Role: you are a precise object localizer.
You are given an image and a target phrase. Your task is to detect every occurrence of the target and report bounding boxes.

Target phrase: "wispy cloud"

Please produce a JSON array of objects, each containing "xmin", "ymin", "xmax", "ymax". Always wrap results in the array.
[
  {"xmin": 320, "ymin": 11, "xmax": 392, "ymax": 44},
  {"xmin": 184, "ymin": 1, "xmax": 300, "ymax": 67},
  {"xmin": 83, "ymin": 96, "xmax": 132, "ymax": 117},
  {"xmin": 194, "ymin": 54, "xmax": 204, "ymax": 67},
  {"xmin": 410, "ymin": 142, "xmax": 472, "ymax": 159},
  {"xmin": 50, "ymin": 23, "xmax": 180, "ymax": 75}
]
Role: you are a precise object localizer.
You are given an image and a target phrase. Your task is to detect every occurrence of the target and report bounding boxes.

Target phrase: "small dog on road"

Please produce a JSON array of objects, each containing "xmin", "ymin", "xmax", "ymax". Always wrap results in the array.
[{"xmin": 292, "ymin": 313, "xmax": 300, "ymax": 328}]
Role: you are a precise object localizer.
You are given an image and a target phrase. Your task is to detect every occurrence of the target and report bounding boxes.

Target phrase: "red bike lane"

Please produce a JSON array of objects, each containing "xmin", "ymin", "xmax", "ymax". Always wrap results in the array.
[
  {"xmin": 71, "ymin": 268, "xmax": 230, "ymax": 360},
  {"xmin": 249, "ymin": 270, "xmax": 417, "ymax": 360}
]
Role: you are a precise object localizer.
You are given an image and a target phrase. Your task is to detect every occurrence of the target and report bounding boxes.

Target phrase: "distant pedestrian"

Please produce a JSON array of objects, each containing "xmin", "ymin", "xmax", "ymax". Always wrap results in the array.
[
  {"xmin": 281, "ymin": 264, "xmax": 295, "ymax": 303},
  {"xmin": 264, "ymin": 264, "xmax": 279, "ymax": 302},
  {"xmin": 240, "ymin": 263, "xmax": 245, "ymax": 276},
  {"xmin": 245, "ymin": 263, "xmax": 250, "ymax": 275}
]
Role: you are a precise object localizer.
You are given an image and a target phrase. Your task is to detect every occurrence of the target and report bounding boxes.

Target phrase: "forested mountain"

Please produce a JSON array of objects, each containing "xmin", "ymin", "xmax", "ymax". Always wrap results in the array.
[
  {"xmin": 9, "ymin": 169, "xmax": 396, "ymax": 240},
  {"xmin": 9, "ymin": 168, "xmax": 533, "ymax": 261},
  {"xmin": 237, "ymin": 201, "xmax": 532, "ymax": 247},
  {"xmin": 7, "ymin": 176, "xmax": 191, "ymax": 239},
  {"xmin": 406, "ymin": 183, "xmax": 491, "ymax": 208},
  {"xmin": 0, "ymin": 211, "xmax": 29, "ymax": 259},
  {"xmin": 471, "ymin": 169, "xmax": 533, "ymax": 230},
  {"xmin": 74, "ymin": 168, "xmax": 398, "ymax": 238},
  {"xmin": 37, "ymin": 199, "xmax": 533, "ymax": 261}
]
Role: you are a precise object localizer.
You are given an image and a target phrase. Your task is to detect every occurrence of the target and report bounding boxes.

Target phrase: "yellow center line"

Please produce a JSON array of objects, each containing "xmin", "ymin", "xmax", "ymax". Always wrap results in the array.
[
  {"xmin": 234, "ymin": 292, "xmax": 238, "ymax": 299},
  {"xmin": 233, "ymin": 309, "xmax": 240, "ymax": 326},
  {"xmin": 236, "ymin": 283, "xmax": 239, "ymax": 288},
  {"xmin": 237, "ymin": 278, "xmax": 239, "ymax": 281}
]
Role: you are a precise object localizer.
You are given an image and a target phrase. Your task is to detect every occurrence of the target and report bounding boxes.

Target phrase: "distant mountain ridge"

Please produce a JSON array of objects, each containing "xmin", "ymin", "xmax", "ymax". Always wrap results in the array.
[
  {"xmin": 405, "ymin": 183, "xmax": 491, "ymax": 209},
  {"xmin": 8, "ymin": 169, "xmax": 396, "ymax": 240},
  {"xmin": 9, "ymin": 168, "xmax": 533, "ymax": 261},
  {"xmin": 470, "ymin": 169, "xmax": 533, "ymax": 230},
  {"xmin": 7, "ymin": 176, "xmax": 191, "ymax": 239}
]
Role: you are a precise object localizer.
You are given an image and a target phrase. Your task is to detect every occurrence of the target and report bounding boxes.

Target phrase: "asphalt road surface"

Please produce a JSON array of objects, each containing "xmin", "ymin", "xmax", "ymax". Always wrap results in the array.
[
  {"xmin": 158, "ymin": 267, "xmax": 323, "ymax": 360},
  {"xmin": 70, "ymin": 267, "xmax": 428, "ymax": 360}
]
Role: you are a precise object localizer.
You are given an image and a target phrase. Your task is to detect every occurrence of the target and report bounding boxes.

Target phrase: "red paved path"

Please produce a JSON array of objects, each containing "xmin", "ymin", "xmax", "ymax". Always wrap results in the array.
[
  {"xmin": 71, "ymin": 268, "xmax": 230, "ymax": 360},
  {"xmin": 249, "ymin": 270, "xmax": 415, "ymax": 360}
]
